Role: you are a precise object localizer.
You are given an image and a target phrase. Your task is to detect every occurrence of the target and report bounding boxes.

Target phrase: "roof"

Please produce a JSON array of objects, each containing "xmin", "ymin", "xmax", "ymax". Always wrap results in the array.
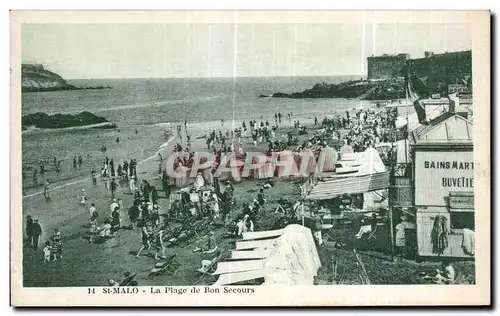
[
  {"xmin": 305, "ymin": 171, "xmax": 390, "ymax": 200},
  {"xmin": 305, "ymin": 147, "xmax": 389, "ymax": 200},
  {"xmin": 411, "ymin": 113, "xmax": 473, "ymax": 143}
]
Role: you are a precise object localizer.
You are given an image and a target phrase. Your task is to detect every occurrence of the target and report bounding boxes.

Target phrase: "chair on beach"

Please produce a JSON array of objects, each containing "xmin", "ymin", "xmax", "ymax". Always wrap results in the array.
[
  {"xmin": 195, "ymin": 248, "xmax": 226, "ymax": 284},
  {"xmin": 149, "ymin": 253, "xmax": 181, "ymax": 278},
  {"xmin": 367, "ymin": 225, "xmax": 378, "ymax": 240}
]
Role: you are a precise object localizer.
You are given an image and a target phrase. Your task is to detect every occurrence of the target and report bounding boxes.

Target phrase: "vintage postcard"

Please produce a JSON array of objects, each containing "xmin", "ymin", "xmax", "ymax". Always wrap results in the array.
[{"xmin": 10, "ymin": 10, "xmax": 490, "ymax": 306}]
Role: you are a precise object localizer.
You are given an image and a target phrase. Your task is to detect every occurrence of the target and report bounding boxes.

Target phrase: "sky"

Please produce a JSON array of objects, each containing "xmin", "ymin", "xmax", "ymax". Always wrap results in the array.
[{"xmin": 22, "ymin": 23, "xmax": 472, "ymax": 79}]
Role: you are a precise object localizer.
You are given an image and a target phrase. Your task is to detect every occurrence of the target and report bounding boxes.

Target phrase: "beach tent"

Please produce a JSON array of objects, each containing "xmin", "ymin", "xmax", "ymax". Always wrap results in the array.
[
  {"xmin": 174, "ymin": 166, "xmax": 191, "ymax": 187},
  {"xmin": 256, "ymin": 155, "xmax": 275, "ymax": 179},
  {"xmin": 358, "ymin": 147, "xmax": 386, "ymax": 175},
  {"xmin": 316, "ymin": 146, "xmax": 338, "ymax": 173},
  {"xmin": 294, "ymin": 148, "xmax": 317, "ymax": 177},
  {"xmin": 213, "ymin": 225, "xmax": 321, "ymax": 286},
  {"xmin": 340, "ymin": 144, "xmax": 354, "ymax": 155},
  {"xmin": 276, "ymin": 151, "xmax": 299, "ymax": 179},
  {"xmin": 215, "ymin": 154, "xmax": 245, "ymax": 182}
]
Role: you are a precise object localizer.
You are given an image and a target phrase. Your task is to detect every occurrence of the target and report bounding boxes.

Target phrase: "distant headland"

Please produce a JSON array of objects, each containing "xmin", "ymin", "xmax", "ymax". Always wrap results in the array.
[
  {"xmin": 262, "ymin": 50, "xmax": 472, "ymax": 101},
  {"xmin": 21, "ymin": 64, "xmax": 112, "ymax": 93}
]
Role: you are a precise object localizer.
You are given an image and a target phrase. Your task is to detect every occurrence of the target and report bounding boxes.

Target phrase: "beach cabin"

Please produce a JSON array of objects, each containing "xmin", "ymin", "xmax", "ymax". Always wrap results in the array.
[
  {"xmin": 410, "ymin": 113, "xmax": 475, "ymax": 258},
  {"xmin": 300, "ymin": 147, "xmax": 390, "ymax": 227}
]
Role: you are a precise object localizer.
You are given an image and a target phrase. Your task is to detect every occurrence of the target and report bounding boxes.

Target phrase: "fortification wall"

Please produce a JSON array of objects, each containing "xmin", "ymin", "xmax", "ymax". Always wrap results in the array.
[
  {"xmin": 409, "ymin": 51, "xmax": 472, "ymax": 90},
  {"xmin": 367, "ymin": 55, "xmax": 407, "ymax": 79}
]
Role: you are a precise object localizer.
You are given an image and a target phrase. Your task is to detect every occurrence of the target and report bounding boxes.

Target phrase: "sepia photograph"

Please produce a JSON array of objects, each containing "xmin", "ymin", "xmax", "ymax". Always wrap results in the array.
[{"xmin": 10, "ymin": 10, "xmax": 490, "ymax": 306}]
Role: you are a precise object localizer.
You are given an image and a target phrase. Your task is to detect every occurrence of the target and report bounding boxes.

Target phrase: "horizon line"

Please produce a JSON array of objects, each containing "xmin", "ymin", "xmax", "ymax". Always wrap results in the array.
[{"xmin": 64, "ymin": 74, "xmax": 367, "ymax": 80}]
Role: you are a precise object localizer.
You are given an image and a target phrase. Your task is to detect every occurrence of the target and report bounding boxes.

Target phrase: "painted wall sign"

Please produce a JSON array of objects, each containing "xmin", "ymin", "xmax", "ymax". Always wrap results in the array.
[
  {"xmin": 449, "ymin": 192, "xmax": 474, "ymax": 209},
  {"xmin": 414, "ymin": 150, "xmax": 474, "ymax": 206}
]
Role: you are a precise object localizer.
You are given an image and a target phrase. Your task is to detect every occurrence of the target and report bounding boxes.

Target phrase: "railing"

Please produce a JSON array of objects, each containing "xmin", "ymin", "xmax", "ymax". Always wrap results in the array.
[{"xmin": 300, "ymin": 174, "xmax": 317, "ymax": 198}]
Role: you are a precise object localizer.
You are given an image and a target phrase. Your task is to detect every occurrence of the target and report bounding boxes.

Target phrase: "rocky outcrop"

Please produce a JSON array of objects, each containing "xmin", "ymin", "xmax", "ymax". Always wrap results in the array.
[
  {"xmin": 21, "ymin": 64, "xmax": 111, "ymax": 92},
  {"xmin": 22, "ymin": 64, "xmax": 80, "ymax": 92},
  {"xmin": 22, "ymin": 111, "xmax": 114, "ymax": 130},
  {"xmin": 264, "ymin": 78, "xmax": 406, "ymax": 101}
]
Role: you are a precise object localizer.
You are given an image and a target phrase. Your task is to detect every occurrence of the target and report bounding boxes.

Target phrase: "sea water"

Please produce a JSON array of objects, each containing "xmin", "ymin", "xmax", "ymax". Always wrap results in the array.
[{"xmin": 21, "ymin": 76, "xmax": 370, "ymax": 191}]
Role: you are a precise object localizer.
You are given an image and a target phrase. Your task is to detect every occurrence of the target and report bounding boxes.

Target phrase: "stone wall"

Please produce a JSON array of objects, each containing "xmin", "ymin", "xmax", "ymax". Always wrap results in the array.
[
  {"xmin": 367, "ymin": 54, "xmax": 409, "ymax": 79},
  {"xmin": 408, "ymin": 51, "xmax": 472, "ymax": 91}
]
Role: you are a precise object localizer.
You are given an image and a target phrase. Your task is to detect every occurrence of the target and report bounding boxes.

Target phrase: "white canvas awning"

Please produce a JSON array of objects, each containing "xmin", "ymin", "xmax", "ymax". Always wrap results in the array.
[
  {"xmin": 230, "ymin": 250, "xmax": 273, "ymax": 260},
  {"xmin": 305, "ymin": 171, "xmax": 390, "ymax": 200},
  {"xmin": 235, "ymin": 239, "xmax": 277, "ymax": 250},
  {"xmin": 214, "ymin": 225, "xmax": 321, "ymax": 286}
]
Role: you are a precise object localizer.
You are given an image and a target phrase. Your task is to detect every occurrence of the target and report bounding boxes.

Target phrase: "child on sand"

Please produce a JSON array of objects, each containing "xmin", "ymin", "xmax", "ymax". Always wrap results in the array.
[
  {"xmin": 43, "ymin": 241, "xmax": 51, "ymax": 263},
  {"xmin": 80, "ymin": 188, "xmax": 88, "ymax": 206}
]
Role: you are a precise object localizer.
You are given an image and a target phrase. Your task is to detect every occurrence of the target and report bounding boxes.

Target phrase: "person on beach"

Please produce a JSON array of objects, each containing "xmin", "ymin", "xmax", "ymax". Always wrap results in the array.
[
  {"xmin": 109, "ymin": 199, "xmax": 119, "ymax": 216},
  {"xmin": 129, "ymin": 202, "xmax": 140, "ymax": 230},
  {"xmin": 39, "ymin": 161, "xmax": 46, "ymax": 175},
  {"xmin": 242, "ymin": 121, "xmax": 247, "ymax": 137},
  {"xmin": 395, "ymin": 217, "xmax": 407, "ymax": 257},
  {"xmin": 43, "ymin": 241, "xmax": 52, "ymax": 263},
  {"xmin": 312, "ymin": 212, "xmax": 323, "ymax": 246},
  {"xmin": 73, "ymin": 156, "xmax": 77, "ymax": 169},
  {"xmin": 110, "ymin": 178, "xmax": 118, "ymax": 198},
  {"xmin": 136, "ymin": 222, "xmax": 152, "ymax": 258},
  {"xmin": 157, "ymin": 153, "xmax": 163, "ymax": 175},
  {"xmin": 152, "ymin": 229, "xmax": 166, "ymax": 260},
  {"xmin": 78, "ymin": 155, "xmax": 83, "ymax": 168},
  {"xmin": 89, "ymin": 203, "xmax": 98, "ymax": 219},
  {"xmin": 252, "ymin": 132, "xmax": 258, "ymax": 148},
  {"xmin": 104, "ymin": 172, "xmax": 110, "ymax": 191},
  {"xmin": 43, "ymin": 181, "xmax": 50, "ymax": 202},
  {"xmin": 162, "ymin": 171, "xmax": 170, "ymax": 198},
  {"xmin": 98, "ymin": 218, "xmax": 112, "ymax": 242},
  {"xmin": 26, "ymin": 215, "xmax": 34, "ymax": 247},
  {"xmin": 111, "ymin": 207, "xmax": 121, "ymax": 235},
  {"xmin": 89, "ymin": 212, "xmax": 98, "ymax": 243},
  {"xmin": 110, "ymin": 159, "xmax": 115, "ymax": 177},
  {"xmin": 80, "ymin": 188, "xmax": 88, "ymax": 206},
  {"xmin": 129, "ymin": 175, "xmax": 136, "ymax": 193},
  {"xmin": 123, "ymin": 160, "xmax": 129, "ymax": 176},
  {"xmin": 32, "ymin": 169, "xmax": 38, "ymax": 187},
  {"xmin": 51, "ymin": 228, "xmax": 62, "ymax": 260},
  {"xmin": 32, "ymin": 219, "xmax": 42, "ymax": 250},
  {"xmin": 151, "ymin": 186, "xmax": 159, "ymax": 205}
]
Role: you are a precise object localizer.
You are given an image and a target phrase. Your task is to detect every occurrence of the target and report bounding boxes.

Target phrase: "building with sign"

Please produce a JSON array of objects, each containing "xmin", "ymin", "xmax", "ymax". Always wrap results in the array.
[{"xmin": 411, "ymin": 113, "xmax": 474, "ymax": 258}]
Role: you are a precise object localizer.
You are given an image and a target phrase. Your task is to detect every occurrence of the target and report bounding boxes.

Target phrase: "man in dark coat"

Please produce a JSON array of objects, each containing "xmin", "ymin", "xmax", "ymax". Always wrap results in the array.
[
  {"xmin": 26, "ymin": 215, "xmax": 34, "ymax": 247},
  {"xmin": 32, "ymin": 219, "xmax": 42, "ymax": 250},
  {"xmin": 151, "ymin": 186, "xmax": 159, "ymax": 205},
  {"xmin": 128, "ymin": 202, "xmax": 140, "ymax": 229},
  {"xmin": 162, "ymin": 171, "xmax": 170, "ymax": 198}
]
